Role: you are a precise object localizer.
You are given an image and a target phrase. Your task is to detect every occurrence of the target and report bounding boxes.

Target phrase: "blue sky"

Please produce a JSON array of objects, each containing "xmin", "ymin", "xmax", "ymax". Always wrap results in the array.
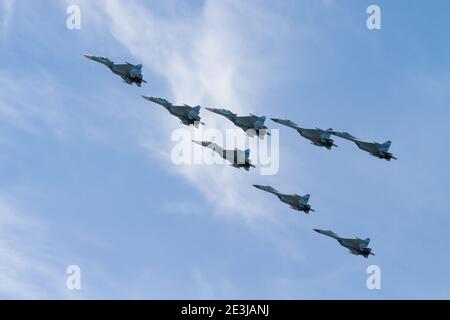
[{"xmin": 0, "ymin": 0, "xmax": 449, "ymax": 299}]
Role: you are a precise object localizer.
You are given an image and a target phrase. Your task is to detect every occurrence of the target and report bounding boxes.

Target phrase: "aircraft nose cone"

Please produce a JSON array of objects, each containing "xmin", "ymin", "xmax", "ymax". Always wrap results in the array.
[{"xmin": 83, "ymin": 54, "xmax": 93, "ymax": 59}]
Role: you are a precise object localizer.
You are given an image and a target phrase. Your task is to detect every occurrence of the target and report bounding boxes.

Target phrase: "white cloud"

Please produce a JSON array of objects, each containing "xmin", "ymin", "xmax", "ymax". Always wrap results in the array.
[
  {"xmin": 0, "ymin": 70, "xmax": 68, "ymax": 138},
  {"xmin": 0, "ymin": 194, "xmax": 80, "ymax": 299},
  {"xmin": 1, "ymin": 0, "xmax": 14, "ymax": 35},
  {"xmin": 75, "ymin": 0, "xmax": 293, "ymax": 224}
]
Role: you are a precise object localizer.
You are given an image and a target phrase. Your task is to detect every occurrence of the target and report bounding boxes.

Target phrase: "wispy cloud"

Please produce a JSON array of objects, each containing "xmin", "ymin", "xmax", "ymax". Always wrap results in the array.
[
  {"xmin": 0, "ymin": 194, "xmax": 80, "ymax": 299},
  {"xmin": 0, "ymin": 0, "xmax": 14, "ymax": 36},
  {"xmin": 74, "ymin": 0, "xmax": 293, "ymax": 224},
  {"xmin": 0, "ymin": 70, "xmax": 68, "ymax": 138}
]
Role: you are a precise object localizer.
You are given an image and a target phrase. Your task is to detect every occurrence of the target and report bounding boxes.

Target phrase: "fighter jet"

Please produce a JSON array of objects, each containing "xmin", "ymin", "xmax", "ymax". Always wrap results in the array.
[
  {"xmin": 314, "ymin": 229, "xmax": 374, "ymax": 258},
  {"xmin": 330, "ymin": 131, "xmax": 397, "ymax": 161},
  {"xmin": 252, "ymin": 185, "xmax": 314, "ymax": 214},
  {"xmin": 142, "ymin": 96, "xmax": 204, "ymax": 127},
  {"xmin": 192, "ymin": 140, "xmax": 255, "ymax": 171},
  {"xmin": 205, "ymin": 107, "xmax": 270, "ymax": 138},
  {"xmin": 271, "ymin": 118, "xmax": 336, "ymax": 150},
  {"xmin": 84, "ymin": 54, "xmax": 147, "ymax": 87}
]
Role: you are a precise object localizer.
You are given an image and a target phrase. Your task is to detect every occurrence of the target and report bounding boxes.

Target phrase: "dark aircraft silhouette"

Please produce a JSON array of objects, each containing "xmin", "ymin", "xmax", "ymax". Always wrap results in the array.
[
  {"xmin": 193, "ymin": 140, "xmax": 255, "ymax": 171},
  {"xmin": 331, "ymin": 131, "xmax": 397, "ymax": 161},
  {"xmin": 84, "ymin": 54, "xmax": 147, "ymax": 87},
  {"xmin": 314, "ymin": 229, "xmax": 374, "ymax": 258},
  {"xmin": 271, "ymin": 118, "xmax": 336, "ymax": 149},
  {"xmin": 253, "ymin": 184, "xmax": 314, "ymax": 214},
  {"xmin": 206, "ymin": 107, "xmax": 270, "ymax": 138},
  {"xmin": 142, "ymin": 96, "xmax": 204, "ymax": 127}
]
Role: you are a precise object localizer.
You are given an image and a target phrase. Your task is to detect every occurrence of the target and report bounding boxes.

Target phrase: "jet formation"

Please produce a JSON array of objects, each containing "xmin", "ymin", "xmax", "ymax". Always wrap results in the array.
[
  {"xmin": 83, "ymin": 54, "xmax": 398, "ymax": 259},
  {"xmin": 193, "ymin": 140, "xmax": 255, "ymax": 171},
  {"xmin": 206, "ymin": 107, "xmax": 270, "ymax": 138},
  {"xmin": 84, "ymin": 54, "xmax": 147, "ymax": 87},
  {"xmin": 253, "ymin": 185, "xmax": 314, "ymax": 214},
  {"xmin": 142, "ymin": 96, "xmax": 204, "ymax": 127},
  {"xmin": 314, "ymin": 229, "xmax": 374, "ymax": 258}
]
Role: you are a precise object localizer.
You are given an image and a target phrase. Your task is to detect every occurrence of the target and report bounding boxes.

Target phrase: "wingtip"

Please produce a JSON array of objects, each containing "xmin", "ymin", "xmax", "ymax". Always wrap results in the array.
[{"xmin": 192, "ymin": 140, "xmax": 205, "ymax": 146}]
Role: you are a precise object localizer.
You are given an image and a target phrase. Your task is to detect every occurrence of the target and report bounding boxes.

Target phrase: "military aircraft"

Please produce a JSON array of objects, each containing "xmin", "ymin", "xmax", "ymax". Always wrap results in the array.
[
  {"xmin": 142, "ymin": 96, "xmax": 204, "ymax": 127},
  {"xmin": 252, "ymin": 185, "xmax": 314, "ymax": 213},
  {"xmin": 271, "ymin": 118, "xmax": 336, "ymax": 149},
  {"xmin": 205, "ymin": 107, "xmax": 270, "ymax": 138},
  {"xmin": 84, "ymin": 54, "xmax": 147, "ymax": 87},
  {"xmin": 192, "ymin": 140, "xmax": 255, "ymax": 171},
  {"xmin": 314, "ymin": 229, "xmax": 374, "ymax": 258},
  {"xmin": 330, "ymin": 131, "xmax": 397, "ymax": 161}
]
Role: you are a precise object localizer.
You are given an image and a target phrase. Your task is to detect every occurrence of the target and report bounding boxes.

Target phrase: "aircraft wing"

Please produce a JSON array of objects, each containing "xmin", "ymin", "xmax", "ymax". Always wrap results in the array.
[
  {"xmin": 357, "ymin": 140, "xmax": 379, "ymax": 153},
  {"xmin": 113, "ymin": 63, "xmax": 134, "ymax": 74},
  {"xmin": 84, "ymin": 55, "xmax": 114, "ymax": 68},
  {"xmin": 210, "ymin": 143, "xmax": 224, "ymax": 156},
  {"xmin": 234, "ymin": 115, "xmax": 262, "ymax": 129},
  {"xmin": 205, "ymin": 107, "xmax": 237, "ymax": 121},
  {"xmin": 313, "ymin": 229, "xmax": 339, "ymax": 239},
  {"xmin": 171, "ymin": 105, "xmax": 193, "ymax": 114},
  {"xmin": 142, "ymin": 96, "xmax": 172, "ymax": 108},
  {"xmin": 345, "ymin": 237, "xmax": 370, "ymax": 248},
  {"xmin": 121, "ymin": 75, "xmax": 133, "ymax": 84},
  {"xmin": 270, "ymin": 118, "xmax": 300, "ymax": 130},
  {"xmin": 253, "ymin": 185, "xmax": 279, "ymax": 195},
  {"xmin": 193, "ymin": 140, "xmax": 224, "ymax": 156},
  {"xmin": 330, "ymin": 130, "xmax": 358, "ymax": 141},
  {"xmin": 298, "ymin": 127, "xmax": 323, "ymax": 137},
  {"xmin": 239, "ymin": 115, "xmax": 259, "ymax": 123}
]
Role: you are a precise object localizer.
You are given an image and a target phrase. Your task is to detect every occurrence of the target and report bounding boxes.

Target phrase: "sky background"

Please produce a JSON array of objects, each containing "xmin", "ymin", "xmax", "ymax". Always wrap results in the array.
[{"xmin": 0, "ymin": 0, "xmax": 449, "ymax": 299}]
